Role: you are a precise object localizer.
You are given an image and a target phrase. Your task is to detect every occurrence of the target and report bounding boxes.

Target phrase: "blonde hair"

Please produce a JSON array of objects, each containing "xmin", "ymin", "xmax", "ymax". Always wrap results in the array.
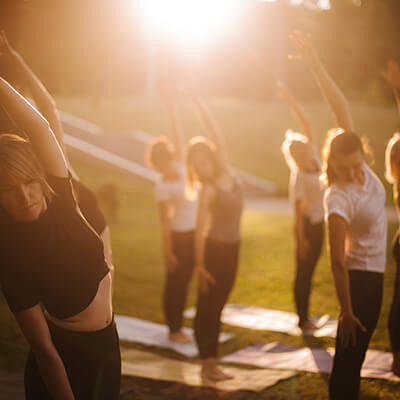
[
  {"xmin": 186, "ymin": 136, "xmax": 222, "ymax": 188},
  {"xmin": 320, "ymin": 128, "xmax": 373, "ymax": 187},
  {"xmin": 0, "ymin": 134, "xmax": 53, "ymax": 201},
  {"xmin": 281, "ymin": 129, "xmax": 309, "ymax": 170},
  {"xmin": 385, "ymin": 132, "xmax": 400, "ymax": 184},
  {"xmin": 145, "ymin": 136, "xmax": 174, "ymax": 171}
]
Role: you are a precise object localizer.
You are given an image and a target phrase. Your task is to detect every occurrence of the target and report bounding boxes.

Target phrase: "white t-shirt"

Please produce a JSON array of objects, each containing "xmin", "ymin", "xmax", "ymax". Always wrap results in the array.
[
  {"xmin": 155, "ymin": 162, "xmax": 198, "ymax": 232},
  {"xmin": 324, "ymin": 163, "xmax": 387, "ymax": 274},
  {"xmin": 289, "ymin": 168, "xmax": 325, "ymax": 224}
]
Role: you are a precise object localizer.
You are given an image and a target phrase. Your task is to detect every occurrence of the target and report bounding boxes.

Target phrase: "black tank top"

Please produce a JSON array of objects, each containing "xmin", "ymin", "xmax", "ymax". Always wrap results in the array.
[{"xmin": 0, "ymin": 174, "xmax": 109, "ymax": 319}]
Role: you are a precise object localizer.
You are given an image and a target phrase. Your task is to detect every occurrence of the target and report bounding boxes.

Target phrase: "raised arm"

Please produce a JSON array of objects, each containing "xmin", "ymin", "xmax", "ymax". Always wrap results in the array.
[
  {"xmin": 159, "ymin": 81, "xmax": 184, "ymax": 161},
  {"xmin": 382, "ymin": 59, "xmax": 400, "ymax": 115},
  {"xmin": 190, "ymin": 92, "xmax": 231, "ymax": 172},
  {"xmin": 0, "ymin": 77, "xmax": 67, "ymax": 177},
  {"xmin": 290, "ymin": 31, "xmax": 355, "ymax": 132},
  {"xmin": 0, "ymin": 31, "xmax": 66, "ymax": 152},
  {"xmin": 277, "ymin": 80, "xmax": 313, "ymax": 141}
]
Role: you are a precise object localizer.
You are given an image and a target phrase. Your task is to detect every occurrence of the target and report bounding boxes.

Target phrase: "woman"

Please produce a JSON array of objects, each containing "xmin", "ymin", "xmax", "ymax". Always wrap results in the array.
[
  {"xmin": 0, "ymin": 31, "xmax": 114, "ymax": 280},
  {"xmin": 382, "ymin": 59, "xmax": 400, "ymax": 377},
  {"xmin": 279, "ymin": 80, "xmax": 324, "ymax": 332},
  {"xmin": 291, "ymin": 32, "xmax": 387, "ymax": 399},
  {"xmin": 186, "ymin": 90, "xmax": 243, "ymax": 381},
  {"xmin": 145, "ymin": 82, "xmax": 197, "ymax": 344},
  {"xmin": 0, "ymin": 77, "xmax": 120, "ymax": 399}
]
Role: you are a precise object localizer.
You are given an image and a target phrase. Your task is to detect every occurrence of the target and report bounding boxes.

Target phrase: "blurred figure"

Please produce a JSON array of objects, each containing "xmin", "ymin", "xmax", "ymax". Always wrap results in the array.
[
  {"xmin": 0, "ymin": 77, "xmax": 120, "ymax": 399},
  {"xmin": 186, "ymin": 88, "xmax": 243, "ymax": 381},
  {"xmin": 383, "ymin": 58, "xmax": 400, "ymax": 377},
  {"xmin": 145, "ymin": 81, "xmax": 197, "ymax": 344},
  {"xmin": 291, "ymin": 31, "xmax": 387, "ymax": 399},
  {"xmin": 0, "ymin": 31, "xmax": 115, "ymax": 283},
  {"xmin": 279, "ymin": 80, "xmax": 324, "ymax": 333}
]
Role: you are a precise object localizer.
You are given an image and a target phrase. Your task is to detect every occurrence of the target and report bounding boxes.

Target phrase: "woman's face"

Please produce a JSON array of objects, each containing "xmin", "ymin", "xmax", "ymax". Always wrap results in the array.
[
  {"xmin": 331, "ymin": 150, "xmax": 364, "ymax": 185},
  {"xmin": 0, "ymin": 174, "xmax": 47, "ymax": 222},
  {"xmin": 191, "ymin": 151, "xmax": 216, "ymax": 182}
]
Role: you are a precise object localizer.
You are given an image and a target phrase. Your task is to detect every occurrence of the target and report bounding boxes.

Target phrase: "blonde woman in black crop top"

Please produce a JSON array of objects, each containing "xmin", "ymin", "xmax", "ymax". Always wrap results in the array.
[
  {"xmin": 0, "ymin": 77, "xmax": 120, "ymax": 399},
  {"xmin": 0, "ymin": 31, "xmax": 114, "ymax": 281},
  {"xmin": 186, "ymin": 88, "xmax": 243, "ymax": 381}
]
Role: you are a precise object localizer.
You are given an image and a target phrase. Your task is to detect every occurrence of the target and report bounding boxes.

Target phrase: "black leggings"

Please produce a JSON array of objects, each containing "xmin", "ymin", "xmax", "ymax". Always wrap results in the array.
[
  {"xmin": 294, "ymin": 217, "xmax": 324, "ymax": 326},
  {"xmin": 329, "ymin": 270, "xmax": 383, "ymax": 400},
  {"xmin": 25, "ymin": 317, "xmax": 121, "ymax": 400},
  {"xmin": 390, "ymin": 231, "xmax": 400, "ymax": 352},
  {"xmin": 194, "ymin": 238, "xmax": 240, "ymax": 359},
  {"xmin": 163, "ymin": 230, "xmax": 195, "ymax": 333}
]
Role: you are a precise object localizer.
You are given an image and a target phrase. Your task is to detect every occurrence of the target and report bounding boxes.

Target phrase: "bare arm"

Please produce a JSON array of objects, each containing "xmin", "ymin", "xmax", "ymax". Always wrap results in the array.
[
  {"xmin": 14, "ymin": 306, "xmax": 74, "ymax": 400},
  {"xmin": 190, "ymin": 93, "xmax": 231, "ymax": 171},
  {"xmin": 158, "ymin": 201, "xmax": 178, "ymax": 271},
  {"xmin": 277, "ymin": 80, "xmax": 313, "ymax": 141},
  {"xmin": 290, "ymin": 31, "xmax": 355, "ymax": 132},
  {"xmin": 0, "ymin": 77, "xmax": 67, "ymax": 177},
  {"xmin": 159, "ymin": 82, "xmax": 184, "ymax": 161},
  {"xmin": 328, "ymin": 213, "xmax": 366, "ymax": 347},
  {"xmin": 0, "ymin": 31, "xmax": 65, "ymax": 152},
  {"xmin": 194, "ymin": 184, "xmax": 216, "ymax": 292}
]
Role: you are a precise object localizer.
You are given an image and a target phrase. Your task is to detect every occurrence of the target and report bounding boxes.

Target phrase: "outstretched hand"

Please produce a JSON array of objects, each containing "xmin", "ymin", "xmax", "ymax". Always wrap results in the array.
[
  {"xmin": 382, "ymin": 59, "xmax": 400, "ymax": 89},
  {"xmin": 197, "ymin": 265, "xmax": 216, "ymax": 293},
  {"xmin": 289, "ymin": 30, "xmax": 319, "ymax": 68},
  {"xmin": 339, "ymin": 312, "xmax": 366, "ymax": 348}
]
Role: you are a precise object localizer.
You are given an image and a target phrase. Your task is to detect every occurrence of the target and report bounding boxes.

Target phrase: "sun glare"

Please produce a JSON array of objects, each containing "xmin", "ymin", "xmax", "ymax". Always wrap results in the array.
[{"xmin": 137, "ymin": 0, "xmax": 243, "ymax": 47}]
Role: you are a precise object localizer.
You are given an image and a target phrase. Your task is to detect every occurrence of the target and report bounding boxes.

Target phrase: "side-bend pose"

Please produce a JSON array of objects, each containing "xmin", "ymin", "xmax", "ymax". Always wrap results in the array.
[
  {"xmin": 186, "ymin": 90, "xmax": 243, "ymax": 381},
  {"xmin": 382, "ymin": 59, "xmax": 400, "ymax": 377},
  {"xmin": 0, "ymin": 77, "xmax": 121, "ymax": 399},
  {"xmin": 291, "ymin": 32, "xmax": 387, "ymax": 399},
  {"xmin": 279, "ymin": 80, "xmax": 324, "ymax": 332},
  {"xmin": 0, "ymin": 31, "xmax": 114, "ymax": 281},
  {"xmin": 145, "ymin": 82, "xmax": 197, "ymax": 343}
]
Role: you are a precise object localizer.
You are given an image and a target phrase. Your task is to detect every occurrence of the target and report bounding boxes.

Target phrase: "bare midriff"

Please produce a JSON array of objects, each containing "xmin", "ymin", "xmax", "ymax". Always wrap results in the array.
[{"xmin": 45, "ymin": 272, "xmax": 113, "ymax": 332}]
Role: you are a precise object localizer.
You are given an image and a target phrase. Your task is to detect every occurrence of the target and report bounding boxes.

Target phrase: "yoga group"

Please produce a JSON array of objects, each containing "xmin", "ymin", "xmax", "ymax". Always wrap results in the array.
[{"xmin": 0, "ymin": 27, "xmax": 398, "ymax": 399}]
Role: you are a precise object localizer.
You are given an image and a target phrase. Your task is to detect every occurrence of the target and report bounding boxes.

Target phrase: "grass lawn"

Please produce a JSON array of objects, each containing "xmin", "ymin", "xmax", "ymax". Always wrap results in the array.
[{"xmin": 1, "ymin": 147, "xmax": 399, "ymax": 399}]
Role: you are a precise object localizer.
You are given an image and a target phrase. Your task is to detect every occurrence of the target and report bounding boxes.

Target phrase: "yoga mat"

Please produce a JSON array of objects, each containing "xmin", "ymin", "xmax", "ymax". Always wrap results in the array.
[
  {"xmin": 115, "ymin": 315, "xmax": 233, "ymax": 358},
  {"xmin": 222, "ymin": 342, "xmax": 400, "ymax": 381},
  {"xmin": 121, "ymin": 347, "xmax": 296, "ymax": 392},
  {"xmin": 184, "ymin": 304, "xmax": 338, "ymax": 337}
]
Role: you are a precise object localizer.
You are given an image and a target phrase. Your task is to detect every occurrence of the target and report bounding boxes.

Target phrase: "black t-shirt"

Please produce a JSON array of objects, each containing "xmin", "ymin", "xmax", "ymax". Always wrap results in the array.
[
  {"xmin": 0, "ymin": 175, "xmax": 109, "ymax": 318},
  {"xmin": 72, "ymin": 179, "xmax": 107, "ymax": 236}
]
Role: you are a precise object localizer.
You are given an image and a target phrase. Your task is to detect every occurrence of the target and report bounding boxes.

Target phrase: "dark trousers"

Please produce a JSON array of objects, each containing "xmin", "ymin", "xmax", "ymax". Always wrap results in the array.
[
  {"xmin": 194, "ymin": 238, "xmax": 240, "ymax": 359},
  {"xmin": 163, "ymin": 230, "xmax": 195, "ymax": 333},
  {"xmin": 25, "ymin": 317, "xmax": 121, "ymax": 400},
  {"xmin": 294, "ymin": 217, "xmax": 324, "ymax": 326},
  {"xmin": 390, "ymin": 232, "xmax": 400, "ymax": 352},
  {"xmin": 329, "ymin": 270, "xmax": 383, "ymax": 400}
]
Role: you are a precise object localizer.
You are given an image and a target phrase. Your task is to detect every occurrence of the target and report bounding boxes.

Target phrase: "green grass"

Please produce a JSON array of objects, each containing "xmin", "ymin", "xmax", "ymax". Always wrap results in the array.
[
  {"xmin": 1, "ymin": 149, "xmax": 399, "ymax": 399},
  {"xmin": 56, "ymin": 96, "xmax": 400, "ymax": 198}
]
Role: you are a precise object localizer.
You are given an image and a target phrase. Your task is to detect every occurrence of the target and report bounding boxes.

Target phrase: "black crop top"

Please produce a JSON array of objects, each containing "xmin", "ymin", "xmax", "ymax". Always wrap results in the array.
[
  {"xmin": 0, "ymin": 174, "xmax": 109, "ymax": 319},
  {"xmin": 72, "ymin": 179, "xmax": 107, "ymax": 236}
]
